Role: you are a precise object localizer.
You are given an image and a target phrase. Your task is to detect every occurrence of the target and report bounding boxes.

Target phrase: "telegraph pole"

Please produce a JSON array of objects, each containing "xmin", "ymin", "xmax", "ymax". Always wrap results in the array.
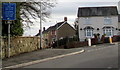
[
  {"xmin": 0, "ymin": 2, "xmax": 2, "ymax": 69},
  {"xmin": 39, "ymin": 2, "xmax": 42, "ymax": 49}
]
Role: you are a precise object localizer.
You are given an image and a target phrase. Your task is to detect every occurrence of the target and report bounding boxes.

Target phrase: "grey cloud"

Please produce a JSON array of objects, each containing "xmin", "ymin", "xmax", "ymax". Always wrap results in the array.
[
  {"xmin": 59, "ymin": 0, "xmax": 120, "ymax": 2},
  {"xmin": 51, "ymin": 2, "xmax": 117, "ymax": 17},
  {"xmin": 52, "ymin": 2, "xmax": 79, "ymax": 15},
  {"xmin": 0, "ymin": 0, "xmax": 56, "ymax": 2}
]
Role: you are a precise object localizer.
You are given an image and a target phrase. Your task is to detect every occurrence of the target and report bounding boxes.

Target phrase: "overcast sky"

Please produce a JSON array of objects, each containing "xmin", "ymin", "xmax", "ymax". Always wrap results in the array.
[{"xmin": 23, "ymin": 0, "xmax": 120, "ymax": 36}]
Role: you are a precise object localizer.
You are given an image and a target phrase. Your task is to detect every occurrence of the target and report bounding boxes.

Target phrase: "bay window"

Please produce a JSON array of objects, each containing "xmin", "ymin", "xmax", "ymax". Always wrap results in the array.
[
  {"xmin": 103, "ymin": 27, "xmax": 114, "ymax": 37},
  {"xmin": 84, "ymin": 26, "xmax": 94, "ymax": 37}
]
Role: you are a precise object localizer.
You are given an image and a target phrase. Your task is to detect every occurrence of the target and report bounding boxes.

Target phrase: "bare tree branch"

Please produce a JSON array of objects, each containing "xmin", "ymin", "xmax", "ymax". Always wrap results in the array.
[{"xmin": 19, "ymin": 1, "xmax": 56, "ymax": 28}]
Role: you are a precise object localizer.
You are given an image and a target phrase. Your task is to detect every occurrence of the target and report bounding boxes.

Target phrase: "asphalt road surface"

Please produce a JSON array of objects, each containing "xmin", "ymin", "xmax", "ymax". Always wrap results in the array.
[{"xmin": 23, "ymin": 44, "xmax": 118, "ymax": 68}]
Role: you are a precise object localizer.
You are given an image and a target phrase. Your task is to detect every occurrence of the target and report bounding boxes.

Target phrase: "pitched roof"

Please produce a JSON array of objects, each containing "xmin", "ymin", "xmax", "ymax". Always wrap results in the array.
[
  {"xmin": 42, "ymin": 21, "xmax": 64, "ymax": 34},
  {"xmin": 35, "ymin": 22, "xmax": 65, "ymax": 36},
  {"xmin": 77, "ymin": 6, "xmax": 118, "ymax": 17}
]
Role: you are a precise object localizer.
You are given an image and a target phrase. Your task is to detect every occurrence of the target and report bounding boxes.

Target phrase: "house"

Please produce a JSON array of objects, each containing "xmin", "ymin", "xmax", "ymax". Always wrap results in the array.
[
  {"xmin": 117, "ymin": 1, "xmax": 120, "ymax": 35},
  {"xmin": 118, "ymin": 14, "xmax": 120, "ymax": 35},
  {"xmin": 77, "ymin": 6, "xmax": 119, "ymax": 41},
  {"xmin": 42, "ymin": 17, "xmax": 76, "ymax": 47},
  {"xmin": 118, "ymin": 1, "xmax": 120, "ymax": 14}
]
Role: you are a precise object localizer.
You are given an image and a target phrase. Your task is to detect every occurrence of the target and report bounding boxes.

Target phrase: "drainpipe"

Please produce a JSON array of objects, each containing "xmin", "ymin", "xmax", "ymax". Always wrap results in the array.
[{"xmin": 78, "ymin": 17, "xmax": 80, "ymax": 41}]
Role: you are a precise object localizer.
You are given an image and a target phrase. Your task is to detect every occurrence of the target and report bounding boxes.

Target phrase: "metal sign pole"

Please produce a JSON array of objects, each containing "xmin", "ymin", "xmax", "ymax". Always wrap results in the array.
[
  {"xmin": 2, "ymin": 3, "xmax": 16, "ymax": 57},
  {"xmin": 8, "ymin": 21, "xmax": 11, "ymax": 58}
]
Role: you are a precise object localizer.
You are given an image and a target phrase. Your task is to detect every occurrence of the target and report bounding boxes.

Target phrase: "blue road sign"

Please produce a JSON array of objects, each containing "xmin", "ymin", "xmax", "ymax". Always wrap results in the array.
[{"xmin": 2, "ymin": 3, "xmax": 16, "ymax": 20}]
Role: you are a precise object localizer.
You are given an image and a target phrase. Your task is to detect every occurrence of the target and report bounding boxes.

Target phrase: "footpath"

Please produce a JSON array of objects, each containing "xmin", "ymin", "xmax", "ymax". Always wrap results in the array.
[
  {"xmin": 2, "ymin": 42, "xmax": 119, "ymax": 68},
  {"xmin": 2, "ymin": 47, "xmax": 83, "ymax": 68}
]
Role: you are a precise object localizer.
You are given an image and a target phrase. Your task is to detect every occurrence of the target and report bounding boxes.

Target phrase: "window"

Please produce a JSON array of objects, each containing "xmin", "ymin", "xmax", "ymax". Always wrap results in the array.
[
  {"xmin": 84, "ymin": 26, "xmax": 94, "ymax": 37},
  {"xmin": 84, "ymin": 18, "xmax": 91, "ymax": 24},
  {"xmin": 104, "ymin": 17, "xmax": 112, "ymax": 24},
  {"xmin": 85, "ymin": 29, "xmax": 93, "ymax": 37},
  {"xmin": 103, "ymin": 27, "xmax": 114, "ymax": 37},
  {"xmin": 51, "ymin": 30, "xmax": 55, "ymax": 35}
]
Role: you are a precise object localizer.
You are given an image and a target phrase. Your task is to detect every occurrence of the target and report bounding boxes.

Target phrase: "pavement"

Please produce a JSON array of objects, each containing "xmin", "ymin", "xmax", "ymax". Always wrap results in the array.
[
  {"xmin": 2, "ymin": 42, "xmax": 120, "ymax": 69},
  {"xmin": 2, "ymin": 47, "xmax": 84, "ymax": 68}
]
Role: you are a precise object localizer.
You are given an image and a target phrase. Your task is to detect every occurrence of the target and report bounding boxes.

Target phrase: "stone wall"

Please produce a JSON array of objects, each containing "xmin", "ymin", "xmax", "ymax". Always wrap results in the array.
[{"xmin": 1, "ymin": 36, "xmax": 45, "ymax": 59}]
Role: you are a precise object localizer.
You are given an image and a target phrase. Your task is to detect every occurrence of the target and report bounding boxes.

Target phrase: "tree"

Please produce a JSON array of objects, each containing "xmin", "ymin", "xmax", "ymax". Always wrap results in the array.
[
  {"xmin": 20, "ymin": 1, "xmax": 56, "ymax": 28},
  {"xmin": 74, "ymin": 18, "xmax": 79, "ymax": 41},
  {"xmin": 2, "ymin": 2, "xmax": 23, "ymax": 36},
  {"xmin": 2, "ymin": 1, "xmax": 56, "ymax": 36}
]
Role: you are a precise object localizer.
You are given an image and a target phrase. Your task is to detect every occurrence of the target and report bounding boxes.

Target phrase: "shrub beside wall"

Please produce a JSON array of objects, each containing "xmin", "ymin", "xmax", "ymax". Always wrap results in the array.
[
  {"xmin": 57, "ymin": 35, "xmax": 120, "ymax": 49},
  {"xmin": 102, "ymin": 35, "xmax": 120, "ymax": 43},
  {"xmin": 104, "ymin": 37, "xmax": 109, "ymax": 43},
  {"xmin": 91, "ymin": 38, "xmax": 98, "ymax": 45},
  {"xmin": 91, "ymin": 35, "xmax": 120, "ymax": 44},
  {"xmin": 112, "ymin": 35, "xmax": 120, "ymax": 42}
]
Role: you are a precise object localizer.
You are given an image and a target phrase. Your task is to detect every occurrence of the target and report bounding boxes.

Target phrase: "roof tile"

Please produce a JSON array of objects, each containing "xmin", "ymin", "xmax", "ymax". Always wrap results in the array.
[{"xmin": 77, "ymin": 6, "xmax": 118, "ymax": 17}]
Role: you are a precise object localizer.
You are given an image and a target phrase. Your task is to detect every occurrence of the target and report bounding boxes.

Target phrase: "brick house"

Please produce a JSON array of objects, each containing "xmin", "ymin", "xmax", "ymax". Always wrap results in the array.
[
  {"xmin": 42, "ymin": 17, "xmax": 76, "ymax": 47},
  {"xmin": 77, "ymin": 6, "xmax": 119, "ymax": 41}
]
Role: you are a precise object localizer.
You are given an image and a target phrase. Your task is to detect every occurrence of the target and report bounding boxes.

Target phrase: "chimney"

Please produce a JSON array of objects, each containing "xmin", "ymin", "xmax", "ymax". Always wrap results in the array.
[
  {"xmin": 43, "ymin": 27, "xmax": 45, "ymax": 31},
  {"xmin": 64, "ymin": 17, "xmax": 67, "ymax": 21},
  {"xmin": 39, "ymin": 29, "xmax": 41, "ymax": 33}
]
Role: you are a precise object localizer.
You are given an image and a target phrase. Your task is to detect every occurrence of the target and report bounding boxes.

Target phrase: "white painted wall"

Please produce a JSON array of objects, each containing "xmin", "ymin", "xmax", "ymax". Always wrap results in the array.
[
  {"xmin": 118, "ymin": 1, "xmax": 120, "ymax": 35},
  {"xmin": 118, "ymin": 22, "xmax": 120, "ymax": 35},
  {"xmin": 118, "ymin": 1, "xmax": 120, "ymax": 14}
]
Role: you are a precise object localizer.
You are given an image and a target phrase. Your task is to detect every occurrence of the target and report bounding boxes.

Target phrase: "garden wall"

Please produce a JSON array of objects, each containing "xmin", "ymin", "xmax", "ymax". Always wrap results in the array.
[{"xmin": 1, "ymin": 36, "xmax": 45, "ymax": 59}]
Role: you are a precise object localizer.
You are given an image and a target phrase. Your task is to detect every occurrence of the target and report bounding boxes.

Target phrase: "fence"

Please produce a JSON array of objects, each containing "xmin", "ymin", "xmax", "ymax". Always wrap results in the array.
[{"xmin": 52, "ymin": 37, "xmax": 87, "ymax": 49}]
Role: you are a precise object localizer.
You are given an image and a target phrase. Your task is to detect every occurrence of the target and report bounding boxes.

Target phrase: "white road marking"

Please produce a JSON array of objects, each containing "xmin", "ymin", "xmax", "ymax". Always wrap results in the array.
[
  {"xmin": 87, "ymin": 44, "xmax": 117, "ymax": 52},
  {"xmin": 107, "ymin": 67, "xmax": 112, "ymax": 69},
  {"xmin": 92, "ymin": 45, "xmax": 96, "ymax": 47},
  {"xmin": 87, "ymin": 50, "xmax": 94, "ymax": 52}
]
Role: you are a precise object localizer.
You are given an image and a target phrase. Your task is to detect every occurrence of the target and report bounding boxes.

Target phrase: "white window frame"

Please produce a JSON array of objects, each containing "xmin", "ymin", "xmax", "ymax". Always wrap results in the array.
[
  {"xmin": 85, "ymin": 29, "xmax": 93, "ymax": 37},
  {"xmin": 103, "ymin": 27, "xmax": 114, "ymax": 37}
]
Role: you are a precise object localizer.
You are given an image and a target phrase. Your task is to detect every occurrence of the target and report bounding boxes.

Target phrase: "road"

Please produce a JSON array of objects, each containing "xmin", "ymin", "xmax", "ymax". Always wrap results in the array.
[{"xmin": 23, "ymin": 43, "xmax": 118, "ymax": 68}]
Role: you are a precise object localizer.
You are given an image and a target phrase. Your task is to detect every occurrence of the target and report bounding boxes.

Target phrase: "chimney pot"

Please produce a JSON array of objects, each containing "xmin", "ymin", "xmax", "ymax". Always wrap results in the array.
[
  {"xmin": 43, "ymin": 27, "xmax": 45, "ymax": 31},
  {"xmin": 64, "ymin": 17, "xmax": 67, "ymax": 21}
]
